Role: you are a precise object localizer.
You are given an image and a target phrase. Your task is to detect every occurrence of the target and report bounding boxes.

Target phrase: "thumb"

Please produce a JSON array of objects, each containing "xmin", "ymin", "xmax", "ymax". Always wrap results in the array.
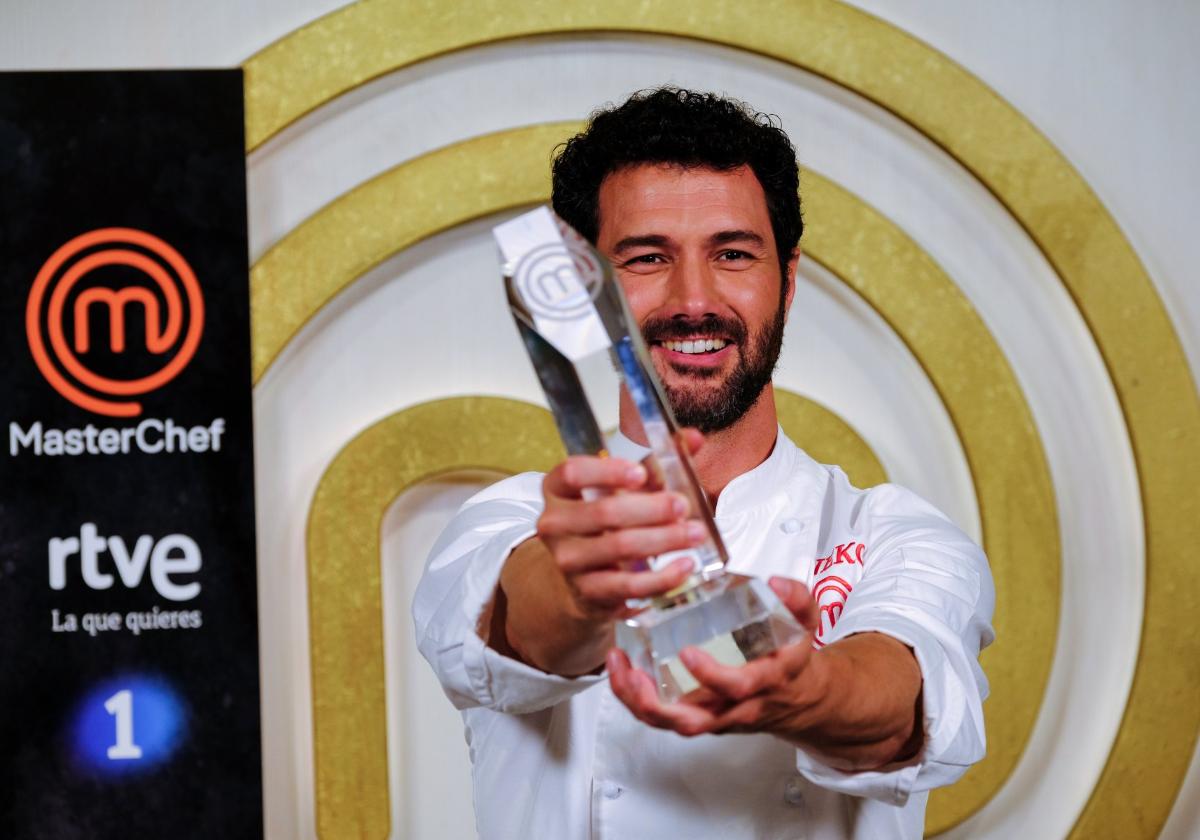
[
  {"xmin": 769, "ymin": 576, "xmax": 819, "ymax": 634},
  {"xmin": 679, "ymin": 427, "xmax": 705, "ymax": 456}
]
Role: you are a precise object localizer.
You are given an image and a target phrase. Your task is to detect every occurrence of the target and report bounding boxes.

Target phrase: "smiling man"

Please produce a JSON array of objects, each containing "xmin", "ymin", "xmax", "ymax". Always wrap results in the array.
[{"xmin": 414, "ymin": 88, "xmax": 994, "ymax": 839}]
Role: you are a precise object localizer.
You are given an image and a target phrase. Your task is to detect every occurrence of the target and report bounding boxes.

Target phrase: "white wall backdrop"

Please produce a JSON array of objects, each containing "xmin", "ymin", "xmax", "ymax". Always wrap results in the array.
[{"xmin": 2, "ymin": 3, "xmax": 1196, "ymax": 839}]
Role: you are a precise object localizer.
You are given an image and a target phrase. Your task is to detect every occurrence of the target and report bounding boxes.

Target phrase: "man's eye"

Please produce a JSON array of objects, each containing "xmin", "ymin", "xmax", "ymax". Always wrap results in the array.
[
  {"xmin": 623, "ymin": 254, "xmax": 663, "ymax": 266},
  {"xmin": 717, "ymin": 250, "xmax": 752, "ymax": 261}
]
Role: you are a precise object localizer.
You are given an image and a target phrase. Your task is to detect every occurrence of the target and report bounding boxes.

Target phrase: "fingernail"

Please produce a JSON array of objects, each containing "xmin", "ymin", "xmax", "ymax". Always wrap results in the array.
[
  {"xmin": 672, "ymin": 556, "xmax": 695, "ymax": 575},
  {"xmin": 686, "ymin": 521, "xmax": 706, "ymax": 543},
  {"xmin": 679, "ymin": 648, "xmax": 699, "ymax": 668},
  {"xmin": 626, "ymin": 464, "xmax": 647, "ymax": 484},
  {"xmin": 671, "ymin": 494, "xmax": 688, "ymax": 517},
  {"xmin": 606, "ymin": 649, "xmax": 621, "ymax": 673}
]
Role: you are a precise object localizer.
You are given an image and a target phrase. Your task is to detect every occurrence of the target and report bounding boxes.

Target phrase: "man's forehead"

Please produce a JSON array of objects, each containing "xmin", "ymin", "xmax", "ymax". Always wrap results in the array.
[{"xmin": 596, "ymin": 163, "xmax": 772, "ymax": 241}]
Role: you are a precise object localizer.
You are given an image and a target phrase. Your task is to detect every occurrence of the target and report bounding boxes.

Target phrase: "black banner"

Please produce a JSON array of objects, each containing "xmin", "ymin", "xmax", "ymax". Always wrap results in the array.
[{"xmin": 0, "ymin": 71, "xmax": 262, "ymax": 837}]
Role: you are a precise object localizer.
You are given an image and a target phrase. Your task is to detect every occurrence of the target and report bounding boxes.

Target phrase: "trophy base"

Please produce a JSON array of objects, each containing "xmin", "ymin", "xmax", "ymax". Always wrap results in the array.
[{"xmin": 615, "ymin": 573, "xmax": 807, "ymax": 703}]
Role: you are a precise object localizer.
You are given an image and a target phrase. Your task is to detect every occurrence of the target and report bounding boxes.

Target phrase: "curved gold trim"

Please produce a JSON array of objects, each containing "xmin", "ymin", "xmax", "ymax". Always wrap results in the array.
[
  {"xmin": 802, "ymin": 172, "xmax": 1059, "ymax": 830},
  {"xmin": 250, "ymin": 123, "xmax": 560, "ymax": 382},
  {"xmin": 307, "ymin": 392, "xmax": 885, "ymax": 839},
  {"xmin": 776, "ymin": 391, "xmax": 886, "ymax": 490},
  {"xmin": 306, "ymin": 396, "xmax": 564, "ymax": 840},
  {"xmin": 264, "ymin": 123, "xmax": 1059, "ymax": 833},
  {"xmin": 248, "ymin": 3, "xmax": 1200, "ymax": 836}
]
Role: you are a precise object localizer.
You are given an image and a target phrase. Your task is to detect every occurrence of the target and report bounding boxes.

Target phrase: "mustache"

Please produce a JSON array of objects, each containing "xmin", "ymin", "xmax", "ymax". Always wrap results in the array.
[{"xmin": 639, "ymin": 315, "xmax": 747, "ymax": 344}]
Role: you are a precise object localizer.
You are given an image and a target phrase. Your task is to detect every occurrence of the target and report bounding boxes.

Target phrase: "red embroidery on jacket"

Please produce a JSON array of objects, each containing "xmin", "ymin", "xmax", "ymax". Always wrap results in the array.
[
  {"xmin": 811, "ymin": 541, "xmax": 866, "ymax": 575},
  {"xmin": 810, "ymin": 542, "xmax": 867, "ymax": 647}
]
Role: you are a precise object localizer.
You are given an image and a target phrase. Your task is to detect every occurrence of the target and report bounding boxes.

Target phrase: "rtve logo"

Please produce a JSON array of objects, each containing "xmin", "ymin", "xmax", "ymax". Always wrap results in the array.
[{"xmin": 25, "ymin": 228, "xmax": 204, "ymax": 418}]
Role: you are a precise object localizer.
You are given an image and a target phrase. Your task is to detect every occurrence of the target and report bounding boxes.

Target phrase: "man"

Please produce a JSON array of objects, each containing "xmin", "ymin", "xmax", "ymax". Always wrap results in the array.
[{"xmin": 414, "ymin": 88, "xmax": 993, "ymax": 839}]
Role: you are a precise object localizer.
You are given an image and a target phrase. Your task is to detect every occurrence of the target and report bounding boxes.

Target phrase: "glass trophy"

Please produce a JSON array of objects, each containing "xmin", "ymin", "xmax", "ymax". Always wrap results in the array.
[{"xmin": 495, "ymin": 206, "xmax": 806, "ymax": 702}]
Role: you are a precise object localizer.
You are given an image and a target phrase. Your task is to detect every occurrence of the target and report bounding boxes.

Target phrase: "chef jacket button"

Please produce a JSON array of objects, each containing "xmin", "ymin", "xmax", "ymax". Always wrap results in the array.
[
  {"xmin": 784, "ymin": 776, "xmax": 804, "ymax": 805},
  {"xmin": 602, "ymin": 782, "xmax": 622, "ymax": 800},
  {"xmin": 781, "ymin": 518, "xmax": 803, "ymax": 534}
]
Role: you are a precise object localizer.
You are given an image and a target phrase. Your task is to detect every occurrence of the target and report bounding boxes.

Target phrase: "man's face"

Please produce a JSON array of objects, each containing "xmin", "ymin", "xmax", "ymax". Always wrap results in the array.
[{"xmin": 596, "ymin": 163, "xmax": 796, "ymax": 433}]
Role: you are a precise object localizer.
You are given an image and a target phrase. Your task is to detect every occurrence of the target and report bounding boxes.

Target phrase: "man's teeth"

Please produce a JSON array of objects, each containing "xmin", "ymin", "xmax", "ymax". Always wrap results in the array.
[{"xmin": 662, "ymin": 339, "xmax": 728, "ymax": 354}]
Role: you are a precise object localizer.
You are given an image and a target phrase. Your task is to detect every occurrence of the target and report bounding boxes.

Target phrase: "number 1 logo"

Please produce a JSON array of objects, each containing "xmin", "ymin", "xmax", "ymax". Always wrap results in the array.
[
  {"xmin": 104, "ymin": 689, "xmax": 143, "ymax": 760},
  {"xmin": 72, "ymin": 676, "xmax": 185, "ymax": 773}
]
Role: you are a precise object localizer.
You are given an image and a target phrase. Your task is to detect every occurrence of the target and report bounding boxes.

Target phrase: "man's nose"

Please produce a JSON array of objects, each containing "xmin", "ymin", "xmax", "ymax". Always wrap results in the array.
[{"xmin": 663, "ymin": 256, "xmax": 722, "ymax": 318}]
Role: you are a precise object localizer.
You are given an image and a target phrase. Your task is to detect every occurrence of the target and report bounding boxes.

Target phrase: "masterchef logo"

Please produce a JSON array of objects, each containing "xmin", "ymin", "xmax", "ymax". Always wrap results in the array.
[
  {"xmin": 25, "ymin": 228, "xmax": 204, "ymax": 418},
  {"xmin": 812, "ymin": 575, "xmax": 853, "ymax": 647},
  {"xmin": 810, "ymin": 542, "xmax": 867, "ymax": 647}
]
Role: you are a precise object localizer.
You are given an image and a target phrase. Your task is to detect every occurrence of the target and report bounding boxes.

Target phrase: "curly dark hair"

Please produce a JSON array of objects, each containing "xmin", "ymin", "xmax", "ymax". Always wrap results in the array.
[{"xmin": 551, "ymin": 87, "xmax": 802, "ymax": 277}]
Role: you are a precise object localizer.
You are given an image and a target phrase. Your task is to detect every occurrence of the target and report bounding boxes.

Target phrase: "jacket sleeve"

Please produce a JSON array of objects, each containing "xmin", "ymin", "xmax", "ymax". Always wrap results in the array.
[
  {"xmin": 794, "ymin": 483, "xmax": 996, "ymax": 806},
  {"xmin": 411, "ymin": 472, "xmax": 605, "ymax": 714}
]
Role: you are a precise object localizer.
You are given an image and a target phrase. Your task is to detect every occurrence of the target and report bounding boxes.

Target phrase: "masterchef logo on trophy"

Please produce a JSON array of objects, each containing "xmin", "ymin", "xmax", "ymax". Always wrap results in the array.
[
  {"xmin": 25, "ymin": 227, "xmax": 204, "ymax": 418},
  {"xmin": 512, "ymin": 222, "xmax": 604, "ymax": 321}
]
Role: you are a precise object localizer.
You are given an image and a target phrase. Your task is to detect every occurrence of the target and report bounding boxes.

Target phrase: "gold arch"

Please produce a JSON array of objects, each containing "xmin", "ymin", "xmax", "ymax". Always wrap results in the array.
[
  {"xmin": 255, "ymin": 122, "xmax": 1058, "ymax": 834},
  {"xmin": 307, "ymin": 394, "xmax": 886, "ymax": 839},
  {"xmin": 245, "ymin": 2, "xmax": 1200, "ymax": 837},
  {"xmin": 776, "ymin": 391, "xmax": 887, "ymax": 490},
  {"xmin": 250, "ymin": 125, "xmax": 558, "ymax": 382},
  {"xmin": 306, "ymin": 397, "xmax": 563, "ymax": 839}
]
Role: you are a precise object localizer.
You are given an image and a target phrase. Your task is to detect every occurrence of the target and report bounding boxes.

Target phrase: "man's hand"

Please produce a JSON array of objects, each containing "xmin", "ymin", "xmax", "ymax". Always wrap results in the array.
[
  {"xmin": 536, "ymin": 453, "xmax": 703, "ymax": 616},
  {"xmin": 607, "ymin": 576, "xmax": 924, "ymax": 771},
  {"xmin": 490, "ymin": 431, "xmax": 708, "ymax": 676}
]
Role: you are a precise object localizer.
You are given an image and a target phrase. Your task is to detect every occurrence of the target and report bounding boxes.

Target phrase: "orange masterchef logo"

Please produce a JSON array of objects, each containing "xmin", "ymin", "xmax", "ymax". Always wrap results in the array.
[{"xmin": 26, "ymin": 228, "xmax": 204, "ymax": 418}]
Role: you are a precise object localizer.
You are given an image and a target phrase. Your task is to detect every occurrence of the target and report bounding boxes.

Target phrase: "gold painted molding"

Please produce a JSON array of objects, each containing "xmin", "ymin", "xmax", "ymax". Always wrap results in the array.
[
  {"xmin": 259, "ymin": 123, "xmax": 1059, "ymax": 833},
  {"xmin": 306, "ymin": 397, "xmax": 563, "ymax": 839},
  {"xmin": 776, "ymin": 390, "xmax": 886, "ymax": 490},
  {"xmin": 250, "ymin": 124, "xmax": 560, "ymax": 382},
  {"xmin": 247, "ymin": 2, "xmax": 1200, "ymax": 837},
  {"xmin": 801, "ymin": 173, "xmax": 1057, "ymax": 830},
  {"xmin": 307, "ymin": 393, "xmax": 886, "ymax": 840}
]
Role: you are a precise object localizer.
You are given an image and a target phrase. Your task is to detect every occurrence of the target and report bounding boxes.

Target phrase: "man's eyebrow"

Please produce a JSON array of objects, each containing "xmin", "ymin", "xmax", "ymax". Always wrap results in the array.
[
  {"xmin": 708, "ymin": 229, "xmax": 767, "ymax": 248},
  {"xmin": 612, "ymin": 234, "xmax": 671, "ymax": 254},
  {"xmin": 611, "ymin": 230, "xmax": 767, "ymax": 253}
]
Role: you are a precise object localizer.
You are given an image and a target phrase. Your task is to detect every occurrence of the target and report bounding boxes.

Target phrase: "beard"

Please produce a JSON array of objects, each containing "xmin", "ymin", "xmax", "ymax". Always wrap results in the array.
[{"xmin": 640, "ymin": 301, "xmax": 787, "ymax": 434}]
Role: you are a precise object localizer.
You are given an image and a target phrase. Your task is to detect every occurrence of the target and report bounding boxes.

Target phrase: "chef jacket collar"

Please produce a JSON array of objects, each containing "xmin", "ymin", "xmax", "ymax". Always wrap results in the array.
[{"xmin": 607, "ymin": 426, "xmax": 825, "ymax": 518}]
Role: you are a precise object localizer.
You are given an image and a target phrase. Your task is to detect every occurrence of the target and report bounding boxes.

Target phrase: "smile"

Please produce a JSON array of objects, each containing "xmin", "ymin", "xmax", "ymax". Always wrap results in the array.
[{"xmin": 659, "ymin": 338, "xmax": 728, "ymax": 355}]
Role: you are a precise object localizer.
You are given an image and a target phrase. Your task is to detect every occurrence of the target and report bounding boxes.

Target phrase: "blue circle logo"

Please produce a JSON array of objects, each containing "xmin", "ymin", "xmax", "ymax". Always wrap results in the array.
[{"xmin": 71, "ymin": 675, "xmax": 187, "ymax": 776}]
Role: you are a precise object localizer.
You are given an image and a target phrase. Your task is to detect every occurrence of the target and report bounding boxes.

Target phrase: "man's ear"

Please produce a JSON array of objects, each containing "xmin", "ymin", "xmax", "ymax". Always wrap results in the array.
[{"xmin": 784, "ymin": 248, "xmax": 800, "ymax": 312}]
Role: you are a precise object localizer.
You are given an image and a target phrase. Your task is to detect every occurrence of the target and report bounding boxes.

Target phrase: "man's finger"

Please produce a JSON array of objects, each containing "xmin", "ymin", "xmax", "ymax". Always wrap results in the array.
[
  {"xmin": 543, "ymin": 455, "xmax": 647, "ymax": 499},
  {"xmin": 771, "ymin": 639, "xmax": 815, "ymax": 681},
  {"xmin": 706, "ymin": 697, "xmax": 769, "ymax": 735},
  {"xmin": 552, "ymin": 518, "xmax": 704, "ymax": 573},
  {"xmin": 679, "ymin": 427, "xmax": 705, "ymax": 456},
  {"xmin": 594, "ymin": 519, "xmax": 706, "ymax": 565},
  {"xmin": 574, "ymin": 558, "xmax": 693, "ymax": 602},
  {"xmin": 538, "ymin": 491, "xmax": 689, "ymax": 538},
  {"xmin": 607, "ymin": 649, "xmax": 714, "ymax": 736},
  {"xmin": 676, "ymin": 684, "xmax": 733, "ymax": 713},
  {"xmin": 769, "ymin": 576, "xmax": 819, "ymax": 634},
  {"xmin": 608, "ymin": 649, "xmax": 675, "ymax": 727},
  {"xmin": 679, "ymin": 646, "xmax": 787, "ymax": 701}
]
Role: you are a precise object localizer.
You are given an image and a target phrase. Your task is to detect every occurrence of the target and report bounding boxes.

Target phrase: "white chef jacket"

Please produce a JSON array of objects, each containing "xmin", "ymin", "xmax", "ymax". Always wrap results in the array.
[{"xmin": 413, "ymin": 430, "xmax": 994, "ymax": 840}]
